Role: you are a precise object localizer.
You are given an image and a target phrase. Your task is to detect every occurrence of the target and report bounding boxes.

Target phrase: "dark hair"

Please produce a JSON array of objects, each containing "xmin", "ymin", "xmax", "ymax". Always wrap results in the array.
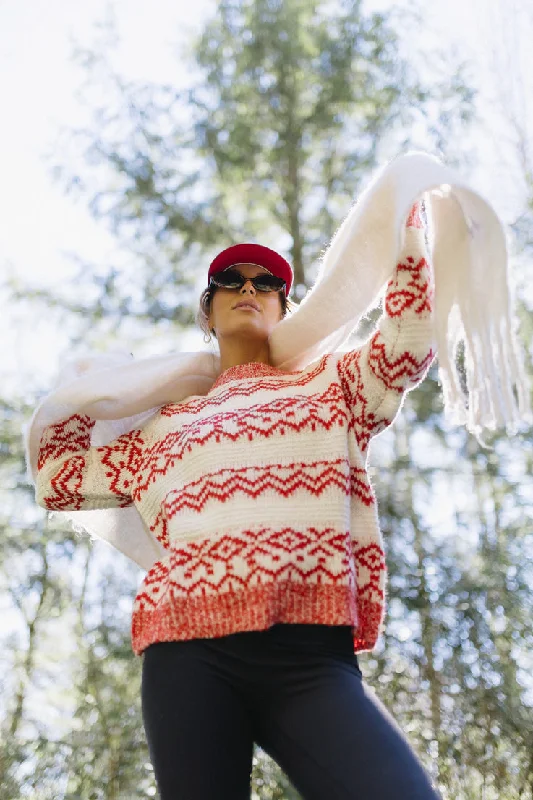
[{"xmin": 196, "ymin": 285, "xmax": 296, "ymax": 339}]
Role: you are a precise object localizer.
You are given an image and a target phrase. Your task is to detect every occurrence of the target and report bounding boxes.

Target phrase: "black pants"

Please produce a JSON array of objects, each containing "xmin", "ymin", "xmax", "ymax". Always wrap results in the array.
[{"xmin": 141, "ymin": 623, "xmax": 442, "ymax": 800}]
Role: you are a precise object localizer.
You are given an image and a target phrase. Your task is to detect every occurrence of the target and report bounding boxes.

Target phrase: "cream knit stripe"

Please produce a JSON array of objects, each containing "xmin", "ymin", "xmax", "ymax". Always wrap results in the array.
[{"xmin": 152, "ymin": 494, "xmax": 355, "ymax": 543}]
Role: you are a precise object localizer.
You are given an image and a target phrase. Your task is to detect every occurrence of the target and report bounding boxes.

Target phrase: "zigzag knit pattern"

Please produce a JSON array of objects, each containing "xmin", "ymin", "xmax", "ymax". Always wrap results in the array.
[{"xmin": 36, "ymin": 205, "xmax": 435, "ymax": 656}]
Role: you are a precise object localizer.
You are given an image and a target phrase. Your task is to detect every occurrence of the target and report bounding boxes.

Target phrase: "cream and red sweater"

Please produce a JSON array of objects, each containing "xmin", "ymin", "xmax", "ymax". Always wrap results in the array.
[{"xmin": 36, "ymin": 207, "xmax": 435, "ymax": 656}]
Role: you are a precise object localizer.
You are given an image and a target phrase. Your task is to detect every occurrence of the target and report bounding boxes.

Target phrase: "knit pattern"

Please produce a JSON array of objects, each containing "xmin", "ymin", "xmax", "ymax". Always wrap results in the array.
[{"xmin": 36, "ymin": 206, "xmax": 435, "ymax": 656}]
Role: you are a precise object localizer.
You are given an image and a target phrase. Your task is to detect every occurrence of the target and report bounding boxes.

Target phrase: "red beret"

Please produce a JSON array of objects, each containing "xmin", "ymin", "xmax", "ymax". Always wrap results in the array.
[{"xmin": 208, "ymin": 243, "xmax": 293, "ymax": 296}]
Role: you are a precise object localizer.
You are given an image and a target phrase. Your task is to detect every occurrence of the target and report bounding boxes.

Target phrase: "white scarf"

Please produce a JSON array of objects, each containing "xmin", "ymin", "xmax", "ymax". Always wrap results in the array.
[{"xmin": 24, "ymin": 152, "xmax": 531, "ymax": 571}]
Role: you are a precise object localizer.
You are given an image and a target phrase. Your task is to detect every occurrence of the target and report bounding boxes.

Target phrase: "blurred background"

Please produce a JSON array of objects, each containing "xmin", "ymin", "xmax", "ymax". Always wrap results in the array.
[{"xmin": 1, "ymin": 0, "xmax": 532, "ymax": 798}]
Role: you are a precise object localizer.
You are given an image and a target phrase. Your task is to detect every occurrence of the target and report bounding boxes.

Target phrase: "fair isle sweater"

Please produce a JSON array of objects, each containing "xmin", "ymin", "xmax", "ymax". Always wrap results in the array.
[{"xmin": 36, "ymin": 207, "xmax": 435, "ymax": 657}]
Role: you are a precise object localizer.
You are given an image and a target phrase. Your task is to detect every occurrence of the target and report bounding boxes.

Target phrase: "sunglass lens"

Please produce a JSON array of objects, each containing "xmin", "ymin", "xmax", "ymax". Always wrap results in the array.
[
  {"xmin": 214, "ymin": 270, "xmax": 243, "ymax": 288},
  {"xmin": 253, "ymin": 276, "xmax": 284, "ymax": 291},
  {"xmin": 211, "ymin": 269, "xmax": 285, "ymax": 293}
]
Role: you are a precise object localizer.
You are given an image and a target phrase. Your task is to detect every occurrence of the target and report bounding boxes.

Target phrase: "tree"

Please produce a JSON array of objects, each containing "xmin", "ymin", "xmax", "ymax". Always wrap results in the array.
[
  {"xmin": 187, "ymin": 0, "xmax": 475, "ymax": 291},
  {"xmin": 17, "ymin": 0, "xmax": 475, "ymax": 345}
]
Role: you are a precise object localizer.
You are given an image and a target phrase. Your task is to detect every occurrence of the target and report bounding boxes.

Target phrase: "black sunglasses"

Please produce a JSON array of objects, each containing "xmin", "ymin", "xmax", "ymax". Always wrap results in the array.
[{"xmin": 209, "ymin": 268, "xmax": 286, "ymax": 294}]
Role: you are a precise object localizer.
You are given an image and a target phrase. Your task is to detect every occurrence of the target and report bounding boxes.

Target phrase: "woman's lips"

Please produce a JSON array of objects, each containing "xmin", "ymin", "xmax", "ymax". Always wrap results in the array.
[{"xmin": 234, "ymin": 302, "xmax": 259, "ymax": 311}]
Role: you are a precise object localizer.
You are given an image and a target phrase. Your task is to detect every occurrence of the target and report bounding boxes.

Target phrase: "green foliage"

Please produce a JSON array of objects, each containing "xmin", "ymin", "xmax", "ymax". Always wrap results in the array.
[
  {"xmin": 61, "ymin": 559, "xmax": 154, "ymax": 800},
  {"xmin": 252, "ymin": 746, "xmax": 302, "ymax": 799},
  {"xmin": 366, "ymin": 358, "xmax": 533, "ymax": 799},
  {"xmin": 2, "ymin": 0, "xmax": 532, "ymax": 798},
  {"xmin": 21, "ymin": 0, "xmax": 475, "ymax": 342},
  {"xmin": 187, "ymin": 0, "xmax": 474, "ymax": 288}
]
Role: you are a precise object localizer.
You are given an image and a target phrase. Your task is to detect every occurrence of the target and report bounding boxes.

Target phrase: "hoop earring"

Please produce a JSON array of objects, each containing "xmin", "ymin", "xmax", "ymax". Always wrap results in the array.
[{"xmin": 203, "ymin": 331, "xmax": 212, "ymax": 344}]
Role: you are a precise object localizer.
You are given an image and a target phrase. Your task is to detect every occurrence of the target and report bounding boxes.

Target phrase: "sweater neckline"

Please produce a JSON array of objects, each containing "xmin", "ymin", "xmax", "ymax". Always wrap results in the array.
[{"xmin": 210, "ymin": 361, "xmax": 291, "ymax": 390}]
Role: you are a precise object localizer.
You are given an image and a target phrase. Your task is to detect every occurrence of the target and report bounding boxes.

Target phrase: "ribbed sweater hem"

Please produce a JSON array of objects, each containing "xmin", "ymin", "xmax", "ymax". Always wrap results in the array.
[{"xmin": 131, "ymin": 582, "xmax": 382, "ymax": 656}]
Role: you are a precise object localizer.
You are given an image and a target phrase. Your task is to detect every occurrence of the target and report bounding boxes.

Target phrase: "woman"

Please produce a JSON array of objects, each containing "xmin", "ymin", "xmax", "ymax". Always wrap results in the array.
[{"xmin": 34, "ymin": 204, "xmax": 443, "ymax": 799}]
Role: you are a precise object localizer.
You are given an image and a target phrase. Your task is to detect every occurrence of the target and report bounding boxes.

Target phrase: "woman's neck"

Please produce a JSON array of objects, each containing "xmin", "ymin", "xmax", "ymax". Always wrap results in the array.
[{"xmin": 217, "ymin": 338, "xmax": 272, "ymax": 374}]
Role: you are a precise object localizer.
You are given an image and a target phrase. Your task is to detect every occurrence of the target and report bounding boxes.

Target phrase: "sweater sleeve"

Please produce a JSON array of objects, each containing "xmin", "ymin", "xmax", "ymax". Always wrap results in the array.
[
  {"xmin": 336, "ymin": 202, "xmax": 436, "ymax": 448},
  {"xmin": 35, "ymin": 413, "xmax": 147, "ymax": 511}
]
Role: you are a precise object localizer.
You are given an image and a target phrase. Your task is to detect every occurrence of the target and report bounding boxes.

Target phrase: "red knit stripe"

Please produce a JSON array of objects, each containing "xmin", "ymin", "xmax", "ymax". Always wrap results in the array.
[
  {"xmin": 45, "ymin": 455, "xmax": 86, "ymax": 510},
  {"xmin": 38, "ymin": 414, "xmax": 94, "ymax": 470},
  {"xmin": 131, "ymin": 583, "xmax": 383, "ymax": 656},
  {"xmin": 406, "ymin": 201, "xmax": 424, "ymax": 228},
  {"xmin": 162, "ymin": 355, "xmax": 330, "ymax": 416},
  {"xmin": 369, "ymin": 333, "xmax": 435, "ymax": 393},
  {"xmin": 158, "ymin": 460, "xmax": 375, "ymax": 516},
  {"xmin": 98, "ymin": 430, "xmax": 146, "ymax": 498},
  {"xmin": 163, "ymin": 460, "xmax": 347, "ymax": 514},
  {"xmin": 385, "ymin": 257, "xmax": 434, "ymax": 317},
  {"xmin": 336, "ymin": 351, "xmax": 391, "ymax": 451}
]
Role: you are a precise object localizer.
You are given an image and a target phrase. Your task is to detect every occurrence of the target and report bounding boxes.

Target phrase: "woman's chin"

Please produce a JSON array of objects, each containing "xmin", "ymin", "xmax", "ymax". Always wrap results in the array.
[{"xmin": 223, "ymin": 320, "xmax": 266, "ymax": 338}]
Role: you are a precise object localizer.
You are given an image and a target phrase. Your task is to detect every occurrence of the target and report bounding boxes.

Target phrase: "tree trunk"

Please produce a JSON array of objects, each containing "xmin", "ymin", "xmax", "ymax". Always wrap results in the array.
[
  {"xmin": 9, "ymin": 547, "xmax": 51, "ymax": 739},
  {"xmin": 397, "ymin": 418, "xmax": 442, "ymax": 771},
  {"xmin": 286, "ymin": 143, "xmax": 305, "ymax": 289}
]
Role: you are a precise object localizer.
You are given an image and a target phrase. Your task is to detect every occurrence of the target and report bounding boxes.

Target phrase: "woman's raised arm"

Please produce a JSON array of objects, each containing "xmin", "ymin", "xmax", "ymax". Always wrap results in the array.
[{"xmin": 336, "ymin": 202, "xmax": 437, "ymax": 447}]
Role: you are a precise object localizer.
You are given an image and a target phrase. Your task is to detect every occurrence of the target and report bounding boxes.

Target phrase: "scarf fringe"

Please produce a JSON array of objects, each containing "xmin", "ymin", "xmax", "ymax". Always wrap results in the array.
[
  {"xmin": 429, "ymin": 184, "xmax": 531, "ymax": 435},
  {"xmin": 269, "ymin": 152, "xmax": 531, "ymax": 436}
]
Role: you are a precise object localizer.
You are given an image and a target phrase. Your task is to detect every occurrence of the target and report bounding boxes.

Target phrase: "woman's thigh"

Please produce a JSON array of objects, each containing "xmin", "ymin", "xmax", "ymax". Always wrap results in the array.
[
  {"xmin": 253, "ymin": 658, "xmax": 442, "ymax": 800},
  {"xmin": 141, "ymin": 640, "xmax": 255, "ymax": 800}
]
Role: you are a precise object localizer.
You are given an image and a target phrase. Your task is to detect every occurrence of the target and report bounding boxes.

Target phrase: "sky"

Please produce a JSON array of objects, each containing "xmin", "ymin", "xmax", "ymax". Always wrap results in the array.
[
  {"xmin": 1, "ymin": 0, "xmax": 212, "ymax": 285},
  {"xmin": 1, "ymin": 0, "xmax": 214, "ymax": 390},
  {"xmin": 0, "ymin": 0, "xmax": 531, "ymax": 393}
]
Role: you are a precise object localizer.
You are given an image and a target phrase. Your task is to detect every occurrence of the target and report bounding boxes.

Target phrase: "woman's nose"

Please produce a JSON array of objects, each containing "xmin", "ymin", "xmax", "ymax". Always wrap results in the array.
[{"xmin": 240, "ymin": 280, "xmax": 256, "ymax": 294}]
